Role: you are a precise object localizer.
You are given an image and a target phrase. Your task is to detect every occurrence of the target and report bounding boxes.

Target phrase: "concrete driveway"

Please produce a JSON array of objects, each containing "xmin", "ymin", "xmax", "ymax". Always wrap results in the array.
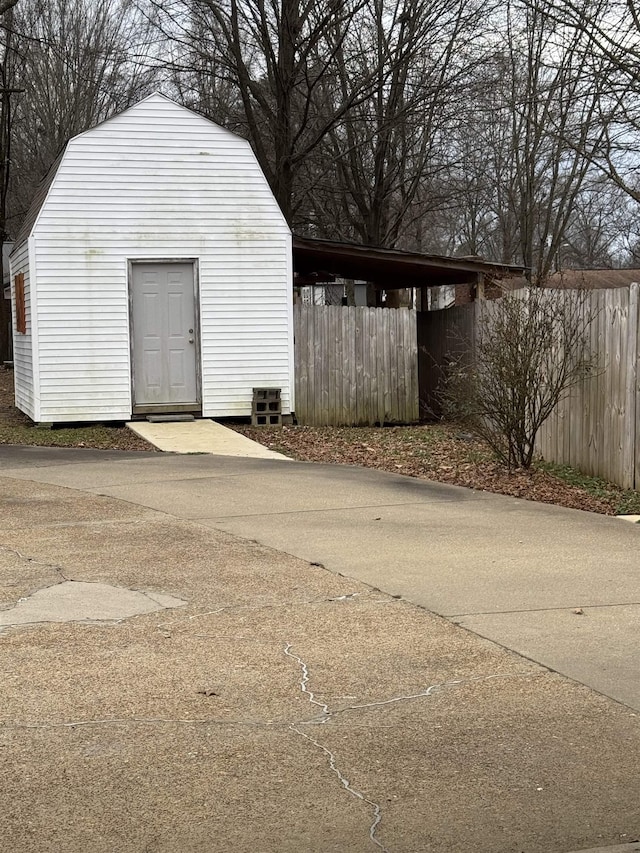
[{"xmin": 1, "ymin": 446, "xmax": 639, "ymax": 853}]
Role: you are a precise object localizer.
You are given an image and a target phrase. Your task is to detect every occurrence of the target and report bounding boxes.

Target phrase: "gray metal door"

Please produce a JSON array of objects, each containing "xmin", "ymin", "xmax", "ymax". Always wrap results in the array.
[{"xmin": 131, "ymin": 262, "xmax": 199, "ymax": 411}]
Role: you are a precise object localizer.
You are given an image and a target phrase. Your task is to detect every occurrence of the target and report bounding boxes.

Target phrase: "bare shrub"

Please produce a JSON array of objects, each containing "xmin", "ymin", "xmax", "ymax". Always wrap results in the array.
[{"xmin": 441, "ymin": 286, "xmax": 597, "ymax": 469}]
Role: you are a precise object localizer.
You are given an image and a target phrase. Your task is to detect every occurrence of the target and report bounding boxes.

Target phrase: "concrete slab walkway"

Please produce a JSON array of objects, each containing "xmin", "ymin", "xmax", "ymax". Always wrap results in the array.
[
  {"xmin": 1, "ymin": 446, "xmax": 640, "ymax": 852},
  {"xmin": 127, "ymin": 418, "xmax": 290, "ymax": 459}
]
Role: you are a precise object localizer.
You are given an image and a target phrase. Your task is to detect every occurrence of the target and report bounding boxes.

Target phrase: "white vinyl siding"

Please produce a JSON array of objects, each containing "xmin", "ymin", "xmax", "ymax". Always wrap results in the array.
[
  {"xmin": 9, "ymin": 240, "xmax": 37, "ymax": 420},
  {"xmin": 24, "ymin": 93, "xmax": 292, "ymax": 422}
]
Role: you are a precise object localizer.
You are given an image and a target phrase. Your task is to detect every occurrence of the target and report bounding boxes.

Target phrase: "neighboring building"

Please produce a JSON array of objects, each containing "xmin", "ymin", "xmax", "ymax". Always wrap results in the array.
[
  {"xmin": 9, "ymin": 93, "xmax": 294, "ymax": 424},
  {"xmin": 545, "ymin": 269, "xmax": 640, "ymax": 289}
]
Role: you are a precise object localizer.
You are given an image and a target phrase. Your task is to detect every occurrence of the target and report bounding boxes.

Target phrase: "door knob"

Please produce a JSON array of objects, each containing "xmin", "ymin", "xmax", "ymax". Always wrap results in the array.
[{"xmin": 189, "ymin": 338, "xmax": 194, "ymax": 344}]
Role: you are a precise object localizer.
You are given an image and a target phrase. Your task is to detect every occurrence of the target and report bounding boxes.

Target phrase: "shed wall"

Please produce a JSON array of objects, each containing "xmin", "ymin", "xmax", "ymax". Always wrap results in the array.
[
  {"xmin": 9, "ymin": 240, "xmax": 37, "ymax": 420},
  {"xmin": 30, "ymin": 95, "xmax": 293, "ymax": 422}
]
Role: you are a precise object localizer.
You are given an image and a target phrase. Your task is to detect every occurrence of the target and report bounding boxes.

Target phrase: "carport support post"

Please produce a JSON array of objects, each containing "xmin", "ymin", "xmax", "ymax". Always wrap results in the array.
[
  {"xmin": 366, "ymin": 282, "xmax": 382, "ymax": 307},
  {"xmin": 345, "ymin": 279, "xmax": 355, "ymax": 307}
]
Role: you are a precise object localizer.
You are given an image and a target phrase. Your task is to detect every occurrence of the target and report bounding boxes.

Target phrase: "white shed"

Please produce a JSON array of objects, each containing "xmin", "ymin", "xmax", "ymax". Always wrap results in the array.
[{"xmin": 9, "ymin": 93, "xmax": 294, "ymax": 423}]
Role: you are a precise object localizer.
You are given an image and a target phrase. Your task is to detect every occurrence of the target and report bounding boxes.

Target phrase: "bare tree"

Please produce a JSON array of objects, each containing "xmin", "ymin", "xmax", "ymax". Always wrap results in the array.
[
  {"xmin": 424, "ymin": 89, "xmax": 523, "ymax": 263},
  {"xmin": 452, "ymin": 3, "xmax": 609, "ymax": 280},
  {"xmin": 0, "ymin": 2, "xmax": 17, "ymax": 362},
  {"xmin": 304, "ymin": 0, "xmax": 486, "ymax": 248},
  {"xmin": 150, "ymin": 0, "xmax": 380, "ymax": 225},
  {"xmin": 559, "ymin": 179, "xmax": 632, "ymax": 268},
  {"xmin": 148, "ymin": 0, "xmax": 620, "ymax": 266},
  {"xmin": 8, "ymin": 0, "xmax": 156, "ymax": 229},
  {"xmin": 376, "ymin": 3, "xmax": 616, "ymax": 275},
  {"xmin": 530, "ymin": 0, "xmax": 640, "ymax": 204}
]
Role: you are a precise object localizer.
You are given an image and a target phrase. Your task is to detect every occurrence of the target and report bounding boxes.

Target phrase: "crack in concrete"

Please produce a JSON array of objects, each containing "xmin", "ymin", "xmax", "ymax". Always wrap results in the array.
[
  {"xmin": 204, "ymin": 495, "xmax": 469, "ymax": 521},
  {"xmin": 324, "ymin": 593, "xmax": 362, "ymax": 602},
  {"xmin": 0, "ymin": 543, "xmax": 69, "ymax": 584},
  {"xmin": 4, "ymin": 644, "xmax": 539, "ymax": 853},
  {"xmin": 284, "ymin": 644, "xmax": 541, "ymax": 852},
  {"xmin": 284, "ymin": 644, "xmax": 331, "ymax": 718},
  {"xmin": 308, "ymin": 672, "xmax": 541, "ymax": 724},
  {"xmin": 450, "ymin": 601, "xmax": 640, "ymax": 618},
  {"xmin": 284, "ymin": 643, "xmax": 388, "ymax": 851},
  {"xmin": 155, "ymin": 592, "xmax": 381, "ymax": 633},
  {"xmin": 289, "ymin": 722, "xmax": 386, "ymax": 850}
]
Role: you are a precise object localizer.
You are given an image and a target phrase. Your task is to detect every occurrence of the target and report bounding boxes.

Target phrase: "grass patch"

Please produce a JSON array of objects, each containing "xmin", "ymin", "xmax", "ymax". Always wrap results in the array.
[
  {"xmin": 539, "ymin": 461, "xmax": 640, "ymax": 516},
  {"xmin": 0, "ymin": 422, "xmax": 155, "ymax": 452}
]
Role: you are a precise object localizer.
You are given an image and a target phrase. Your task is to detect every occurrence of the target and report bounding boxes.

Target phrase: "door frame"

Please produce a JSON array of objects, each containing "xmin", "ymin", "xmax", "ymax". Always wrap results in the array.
[{"xmin": 128, "ymin": 258, "xmax": 202, "ymax": 415}]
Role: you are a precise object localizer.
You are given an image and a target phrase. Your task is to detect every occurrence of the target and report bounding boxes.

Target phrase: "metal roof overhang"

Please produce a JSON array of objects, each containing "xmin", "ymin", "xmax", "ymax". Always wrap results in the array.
[{"xmin": 293, "ymin": 236, "xmax": 526, "ymax": 289}]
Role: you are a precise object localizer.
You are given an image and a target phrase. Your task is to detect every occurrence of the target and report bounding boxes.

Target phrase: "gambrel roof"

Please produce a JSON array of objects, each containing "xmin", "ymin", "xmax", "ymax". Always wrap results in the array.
[{"xmin": 11, "ymin": 92, "xmax": 255, "ymax": 253}]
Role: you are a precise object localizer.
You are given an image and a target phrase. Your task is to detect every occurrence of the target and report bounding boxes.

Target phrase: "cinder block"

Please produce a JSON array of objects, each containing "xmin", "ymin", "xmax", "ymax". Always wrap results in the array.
[
  {"xmin": 254, "ymin": 400, "xmax": 281, "ymax": 414},
  {"xmin": 253, "ymin": 387, "xmax": 281, "ymax": 402},
  {"xmin": 251, "ymin": 412, "xmax": 283, "ymax": 426},
  {"xmin": 252, "ymin": 388, "xmax": 282, "ymax": 424}
]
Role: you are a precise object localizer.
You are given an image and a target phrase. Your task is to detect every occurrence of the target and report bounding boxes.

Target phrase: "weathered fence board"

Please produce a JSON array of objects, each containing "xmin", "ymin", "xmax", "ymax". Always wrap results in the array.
[
  {"xmin": 294, "ymin": 304, "xmax": 419, "ymax": 426},
  {"xmin": 535, "ymin": 284, "xmax": 640, "ymax": 489}
]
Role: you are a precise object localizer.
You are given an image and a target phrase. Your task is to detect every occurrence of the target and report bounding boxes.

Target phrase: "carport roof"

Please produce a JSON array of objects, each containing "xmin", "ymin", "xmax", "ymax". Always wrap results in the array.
[{"xmin": 293, "ymin": 236, "xmax": 527, "ymax": 288}]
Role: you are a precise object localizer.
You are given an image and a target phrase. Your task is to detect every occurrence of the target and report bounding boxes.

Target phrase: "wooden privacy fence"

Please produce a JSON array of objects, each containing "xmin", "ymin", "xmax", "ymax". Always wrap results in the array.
[
  {"xmin": 294, "ymin": 304, "xmax": 419, "ymax": 426},
  {"xmin": 422, "ymin": 285, "xmax": 640, "ymax": 489},
  {"xmin": 536, "ymin": 284, "xmax": 640, "ymax": 490}
]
